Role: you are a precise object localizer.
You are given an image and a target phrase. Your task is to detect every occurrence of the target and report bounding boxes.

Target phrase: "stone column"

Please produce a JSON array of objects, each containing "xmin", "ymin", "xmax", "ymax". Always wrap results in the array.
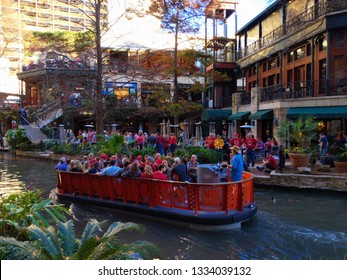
[{"xmin": 59, "ymin": 124, "xmax": 65, "ymax": 143}]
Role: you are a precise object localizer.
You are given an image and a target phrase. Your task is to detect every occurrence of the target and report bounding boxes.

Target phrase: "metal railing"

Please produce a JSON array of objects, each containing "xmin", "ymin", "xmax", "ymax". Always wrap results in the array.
[
  {"xmin": 235, "ymin": 1, "xmax": 346, "ymax": 60},
  {"xmin": 259, "ymin": 78, "xmax": 347, "ymax": 103}
]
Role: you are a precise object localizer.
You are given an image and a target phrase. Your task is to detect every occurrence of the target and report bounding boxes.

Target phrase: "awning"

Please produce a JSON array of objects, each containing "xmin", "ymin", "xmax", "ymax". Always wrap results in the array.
[
  {"xmin": 201, "ymin": 109, "xmax": 232, "ymax": 122},
  {"xmin": 228, "ymin": 111, "xmax": 251, "ymax": 120},
  {"xmin": 287, "ymin": 106, "xmax": 347, "ymax": 119},
  {"xmin": 249, "ymin": 109, "xmax": 273, "ymax": 120}
]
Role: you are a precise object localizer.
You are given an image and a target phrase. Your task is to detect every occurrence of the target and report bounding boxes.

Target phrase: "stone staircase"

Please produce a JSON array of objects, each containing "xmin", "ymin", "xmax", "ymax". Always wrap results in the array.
[
  {"xmin": 19, "ymin": 101, "xmax": 64, "ymax": 144},
  {"xmin": 32, "ymin": 101, "xmax": 63, "ymax": 128},
  {"xmin": 18, "ymin": 124, "xmax": 50, "ymax": 144}
]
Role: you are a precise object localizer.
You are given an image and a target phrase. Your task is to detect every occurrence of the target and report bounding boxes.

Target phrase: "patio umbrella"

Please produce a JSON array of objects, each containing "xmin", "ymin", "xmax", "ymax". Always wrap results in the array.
[{"xmin": 240, "ymin": 125, "xmax": 254, "ymax": 129}]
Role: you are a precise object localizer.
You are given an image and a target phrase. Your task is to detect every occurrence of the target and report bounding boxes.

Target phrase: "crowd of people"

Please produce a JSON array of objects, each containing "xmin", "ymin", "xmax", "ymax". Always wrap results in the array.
[{"xmin": 55, "ymin": 152, "xmax": 205, "ymax": 183}]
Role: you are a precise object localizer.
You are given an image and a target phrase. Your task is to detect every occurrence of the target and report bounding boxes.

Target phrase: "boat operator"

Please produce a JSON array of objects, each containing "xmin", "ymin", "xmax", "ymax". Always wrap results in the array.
[{"xmin": 227, "ymin": 145, "xmax": 244, "ymax": 181}]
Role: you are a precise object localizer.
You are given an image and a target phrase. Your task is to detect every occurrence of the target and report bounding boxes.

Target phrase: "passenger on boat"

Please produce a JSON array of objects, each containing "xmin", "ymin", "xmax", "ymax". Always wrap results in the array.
[
  {"xmin": 152, "ymin": 164, "xmax": 168, "ymax": 180},
  {"xmin": 145, "ymin": 156, "xmax": 157, "ymax": 173},
  {"xmin": 141, "ymin": 165, "xmax": 153, "ymax": 178},
  {"xmin": 122, "ymin": 162, "xmax": 142, "ymax": 178},
  {"xmin": 187, "ymin": 154, "xmax": 199, "ymax": 183},
  {"xmin": 55, "ymin": 157, "xmax": 68, "ymax": 171},
  {"xmin": 70, "ymin": 160, "xmax": 83, "ymax": 173},
  {"xmin": 88, "ymin": 153, "xmax": 98, "ymax": 169},
  {"xmin": 88, "ymin": 162, "xmax": 101, "ymax": 174},
  {"xmin": 171, "ymin": 157, "xmax": 188, "ymax": 182},
  {"xmin": 228, "ymin": 145, "xmax": 244, "ymax": 181},
  {"xmin": 162, "ymin": 159, "xmax": 172, "ymax": 180},
  {"xmin": 137, "ymin": 155, "xmax": 145, "ymax": 171},
  {"xmin": 113, "ymin": 159, "xmax": 130, "ymax": 177},
  {"xmin": 97, "ymin": 159, "xmax": 121, "ymax": 176},
  {"xmin": 154, "ymin": 153, "xmax": 163, "ymax": 166}
]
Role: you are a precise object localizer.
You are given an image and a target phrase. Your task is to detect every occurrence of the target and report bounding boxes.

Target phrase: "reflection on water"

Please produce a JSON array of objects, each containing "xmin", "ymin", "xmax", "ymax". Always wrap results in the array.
[{"xmin": 1, "ymin": 152, "xmax": 347, "ymax": 259}]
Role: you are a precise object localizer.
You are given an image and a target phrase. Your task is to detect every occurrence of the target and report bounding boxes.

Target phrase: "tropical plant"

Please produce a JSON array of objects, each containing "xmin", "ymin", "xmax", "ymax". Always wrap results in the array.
[
  {"xmin": 335, "ymin": 146, "xmax": 347, "ymax": 162},
  {"xmin": 277, "ymin": 117, "xmax": 318, "ymax": 154},
  {"xmin": 174, "ymin": 146, "xmax": 222, "ymax": 164},
  {"xmin": 96, "ymin": 134, "xmax": 124, "ymax": 156},
  {"xmin": 0, "ymin": 219, "xmax": 162, "ymax": 260},
  {"xmin": 0, "ymin": 190, "xmax": 69, "ymax": 238},
  {"xmin": 4, "ymin": 129, "xmax": 30, "ymax": 151}
]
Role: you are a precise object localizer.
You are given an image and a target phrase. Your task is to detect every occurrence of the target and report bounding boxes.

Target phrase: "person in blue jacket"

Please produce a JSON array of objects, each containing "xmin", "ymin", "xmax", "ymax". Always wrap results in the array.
[{"xmin": 228, "ymin": 145, "xmax": 244, "ymax": 182}]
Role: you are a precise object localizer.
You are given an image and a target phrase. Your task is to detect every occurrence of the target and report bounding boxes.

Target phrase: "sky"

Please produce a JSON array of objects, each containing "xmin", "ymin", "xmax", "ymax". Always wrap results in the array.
[{"xmin": 105, "ymin": 0, "xmax": 274, "ymax": 49}]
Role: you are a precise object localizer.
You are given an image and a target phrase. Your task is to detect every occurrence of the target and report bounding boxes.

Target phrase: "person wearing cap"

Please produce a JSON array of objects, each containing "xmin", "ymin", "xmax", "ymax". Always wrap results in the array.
[
  {"xmin": 55, "ymin": 157, "xmax": 68, "ymax": 171},
  {"xmin": 228, "ymin": 145, "xmax": 244, "ymax": 181}
]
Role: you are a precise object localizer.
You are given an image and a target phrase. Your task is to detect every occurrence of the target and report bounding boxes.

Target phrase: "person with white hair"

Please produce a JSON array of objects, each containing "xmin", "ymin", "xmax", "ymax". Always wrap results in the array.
[
  {"xmin": 170, "ymin": 157, "xmax": 188, "ymax": 182},
  {"xmin": 187, "ymin": 154, "xmax": 199, "ymax": 183}
]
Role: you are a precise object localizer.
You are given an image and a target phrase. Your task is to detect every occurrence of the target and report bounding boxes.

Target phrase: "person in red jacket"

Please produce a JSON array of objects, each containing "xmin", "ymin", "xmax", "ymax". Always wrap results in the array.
[
  {"xmin": 244, "ymin": 134, "xmax": 257, "ymax": 167},
  {"xmin": 152, "ymin": 164, "xmax": 168, "ymax": 180},
  {"xmin": 168, "ymin": 133, "xmax": 177, "ymax": 154},
  {"xmin": 256, "ymin": 152, "xmax": 278, "ymax": 173}
]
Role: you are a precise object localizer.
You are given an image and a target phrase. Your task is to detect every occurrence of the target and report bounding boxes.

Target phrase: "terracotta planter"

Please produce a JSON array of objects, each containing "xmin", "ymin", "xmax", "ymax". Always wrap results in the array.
[
  {"xmin": 288, "ymin": 153, "xmax": 310, "ymax": 170},
  {"xmin": 334, "ymin": 161, "xmax": 347, "ymax": 173}
]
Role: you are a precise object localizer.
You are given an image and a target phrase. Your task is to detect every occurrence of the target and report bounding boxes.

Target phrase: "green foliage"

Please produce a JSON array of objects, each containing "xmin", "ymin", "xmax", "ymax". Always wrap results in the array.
[
  {"xmin": 5, "ymin": 129, "xmax": 30, "ymax": 150},
  {"xmin": 174, "ymin": 146, "xmax": 222, "ymax": 164},
  {"xmin": 0, "ymin": 190, "xmax": 69, "ymax": 238},
  {"xmin": 277, "ymin": 117, "xmax": 318, "ymax": 153},
  {"xmin": 129, "ymin": 146, "xmax": 157, "ymax": 158},
  {"xmin": 0, "ymin": 219, "xmax": 162, "ymax": 260},
  {"xmin": 335, "ymin": 146, "xmax": 347, "ymax": 162},
  {"xmin": 96, "ymin": 134, "xmax": 124, "ymax": 156}
]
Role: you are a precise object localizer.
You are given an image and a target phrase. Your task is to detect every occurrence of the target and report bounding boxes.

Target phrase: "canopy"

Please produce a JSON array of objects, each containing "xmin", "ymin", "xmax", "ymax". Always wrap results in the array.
[
  {"xmin": 287, "ymin": 106, "xmax": 347, "ymax": 119},
  {"xmin": 249, "ymin": 109, "xmax": 273, "ymax": 120},
  {"xmin": 228, "ymin": 111, "xmax": 251, "ymax": 120},
  {"xmin": 201, "ymin": 109, "xmax": 232, "ymax": 122}
]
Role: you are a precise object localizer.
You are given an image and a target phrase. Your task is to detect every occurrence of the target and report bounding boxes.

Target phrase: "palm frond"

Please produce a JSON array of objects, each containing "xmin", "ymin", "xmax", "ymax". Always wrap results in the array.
[
  {"xmin": 57, "ymin": 220, "xmax": 77, "ymax": 257},
  {"xmin": 102, "ymin": 222, "xmax": 145, "ymax": 238},
  {"xmin": 80, "ymin": 219, "xmax": 106, "ymax": 247},
  {"xmin": 27, "ymin": 224, "xmax": 62, "ymax": 259},
  {"xmin": 0, "ymin": 237, "xmax": 40, "ymax": 260}
]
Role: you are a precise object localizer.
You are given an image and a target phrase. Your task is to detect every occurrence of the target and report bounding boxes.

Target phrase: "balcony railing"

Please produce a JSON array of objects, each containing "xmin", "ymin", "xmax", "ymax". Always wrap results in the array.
[
  {"xmin": 240, "ymin": 92, "xmax": 251, "ymax": 105},
  {"xmin": 235, "ymin": 1, "xmax": 347, "ymax": 60},
  {"xmin": 259, "ymin": 78, "xmax": 347, "ymax": 103}
]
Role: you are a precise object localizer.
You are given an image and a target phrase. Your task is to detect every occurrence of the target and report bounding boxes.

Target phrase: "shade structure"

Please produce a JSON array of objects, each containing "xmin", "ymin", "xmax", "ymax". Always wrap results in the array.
[
  {"xmin": 249, "ymin": 109, "xmax": 273, "ymax": 120},
  {"xmin": 287, "ymin": 106, "xmax": 347, "ymax": 119},
  {"xmin": 201, "ymin": 109, "xmax": 232, "ymax": 122},
  {"xmin": 195, "ymin": 122, "xmax": 203, "ymax": 145},
  {"xmin": 228, "ymin": 111, "xmax": 251, "ymax": 120}
]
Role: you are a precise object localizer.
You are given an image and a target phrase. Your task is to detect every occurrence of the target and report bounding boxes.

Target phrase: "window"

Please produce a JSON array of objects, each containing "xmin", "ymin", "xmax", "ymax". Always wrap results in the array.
[
  {"xmin": 295, "ymin": 47, "xmax": 305, "ymax": 60},
  {"xmin": 288, "ymin": 51, "xmax": 294, "ymax": 63},
  {"xmin": 263, "ymin": 62, "xmax": 267, "ymax": 72},
  {"xmin": 319, "ymin": 37, "xmax": 327, "ymax": 51},
  {"xmin": 306, "ymin": 43, "xmax": 311, "ymax": 56},
  {"xmin": 268, "ymin": 58, "xmax": 277, "ymax": 70},
  {"xmin": 333, "ymin": 33, "xmax": 345, "ymax": 48}
]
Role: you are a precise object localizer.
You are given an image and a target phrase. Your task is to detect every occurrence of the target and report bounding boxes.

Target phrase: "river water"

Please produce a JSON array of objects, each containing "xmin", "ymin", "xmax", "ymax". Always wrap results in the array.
[{"xmin": 1, "ymin": 153, "xmax": 346, "ymax": 260}]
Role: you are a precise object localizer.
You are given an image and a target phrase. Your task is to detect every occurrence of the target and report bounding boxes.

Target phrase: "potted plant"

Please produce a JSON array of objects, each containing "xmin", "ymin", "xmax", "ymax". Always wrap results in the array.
[
  {"xmin": 277, "ymin": 117, "xmax": 318, "ymax": 169},
  {"xmin": 334, "ymin": 146, "xmax": 347, "ymax": 173}
]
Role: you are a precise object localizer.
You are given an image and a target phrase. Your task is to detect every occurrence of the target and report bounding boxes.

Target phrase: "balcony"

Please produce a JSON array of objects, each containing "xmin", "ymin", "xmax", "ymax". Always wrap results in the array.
[
  {"xmin": 235, "ymin": 1, "xmax": 347, "ymax": 60},
  {"xmin": 259, "ymin": 78, "xmax": 347, "ymax": 103}
]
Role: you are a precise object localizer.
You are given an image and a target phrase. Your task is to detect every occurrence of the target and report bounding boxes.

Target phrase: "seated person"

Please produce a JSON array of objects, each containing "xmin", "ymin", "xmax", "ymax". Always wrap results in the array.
[
  {"xmin": 114, "ymin": 159, "xmax": 131, "ymax": 177},
  {"xmin": 187, "ymin": 154, "xmax": 199, "ymax": 183},
  {"xmin": 97, "ymin": 159, "xmax": 121, "ymax": 176},
  {"xmin": 55, "ymin": 157, "xmax": 68, "ymax": 171},
  {"xmin": 88, "ymin": 161, "xmax": 100, "ymax": 174},
  {"xmin": 171, "ymin": 157, "xmax": 188, "ymax": 182},
  {"xmin": 256, "ymin": 152, "xmax": 278, "ymax": 173},
  {"xmin": 141, "ymin": 165, "xmax": 153, "ymax": 178},
  {"xmin": 152, "ymin": 164, "xmax": 168, "ymax": 181},
  {"xmin": 122, "ymin": 162, "xmax": 142, "ymax": 178}
]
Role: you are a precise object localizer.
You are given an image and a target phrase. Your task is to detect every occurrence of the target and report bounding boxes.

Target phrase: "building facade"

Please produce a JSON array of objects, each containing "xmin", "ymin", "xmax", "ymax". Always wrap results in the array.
[{"xmin": 231, "ymin": 0, "xmax": 347, "ymax": 143}]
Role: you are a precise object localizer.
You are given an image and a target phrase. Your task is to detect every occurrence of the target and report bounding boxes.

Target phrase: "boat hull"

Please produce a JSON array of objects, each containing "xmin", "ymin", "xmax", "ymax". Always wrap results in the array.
[{"xmin": 56, "ymin": 171, "xmax": 257, "ymax": 231}]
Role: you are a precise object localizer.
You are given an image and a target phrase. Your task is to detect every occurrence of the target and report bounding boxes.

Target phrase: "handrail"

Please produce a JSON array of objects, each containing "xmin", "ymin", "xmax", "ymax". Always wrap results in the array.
[{"xmin": 56, "ymin": 171, "xmax": 255, "ymax": 215}]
